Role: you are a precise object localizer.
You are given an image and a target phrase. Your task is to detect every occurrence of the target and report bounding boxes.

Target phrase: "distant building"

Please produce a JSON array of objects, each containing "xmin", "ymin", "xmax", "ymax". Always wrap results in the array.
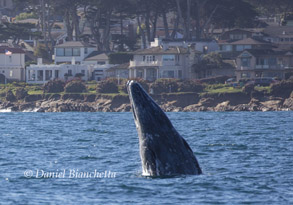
[
  {"xmin": 0, "ymin": 0, "xmax": 13, "ymax": 16},
  {"xmin": 129, "ymin": 46, "xmax": 191, "ymax": 81},
  {"xmin": 219, "ymin": 28, "xmax": 264, "ymax": 41},
  {"xmin": 235, "ymin": 49, "xmax": 293, "ymax": 81},
  {"xmin": 152, "ymin": 38, "xmax": 219, "ymax": 54},
  {"xmin": 54, "ymin": 41, "xmax": 96, "ymax": 64},
  {"xmin": 106, "ymin": 63, "xmax": 129, "ymax": 79},
  {"xmin": 193, "ymin": 60, "xmax": 236, "ymax": 79},
  {"xmin": 26, "ymin": 62, "xmax": 90, "ymax": 84},
  {"xmin": 219, "ymin": 38, "xmax": 272, "ymax": 53},
  {"xmin": 0, "ymin": 46, "xmax": 25, "ymax": 82}
]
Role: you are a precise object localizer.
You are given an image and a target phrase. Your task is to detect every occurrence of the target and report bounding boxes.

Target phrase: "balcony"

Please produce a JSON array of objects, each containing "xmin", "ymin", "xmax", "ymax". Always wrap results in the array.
[
  {"xmin": 129, "ymin": 60, "xmax": 162, "ymax": 67},
  {"xmin": 255, "ymin": 65, "xmax": 269, "ymax": 69}
]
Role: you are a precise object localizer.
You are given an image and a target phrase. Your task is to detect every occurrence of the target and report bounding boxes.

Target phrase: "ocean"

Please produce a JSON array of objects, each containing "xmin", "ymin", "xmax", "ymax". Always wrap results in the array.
[{"xmin": 0, "ymin": 112, "xmax": 292, "ymax": 204}]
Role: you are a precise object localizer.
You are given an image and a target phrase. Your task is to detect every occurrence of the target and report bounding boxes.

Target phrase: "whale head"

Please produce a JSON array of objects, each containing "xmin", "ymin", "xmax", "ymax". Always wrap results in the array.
[{"xmin": 127, "ymin": 80, "xmax": 202, "ymax": 176}]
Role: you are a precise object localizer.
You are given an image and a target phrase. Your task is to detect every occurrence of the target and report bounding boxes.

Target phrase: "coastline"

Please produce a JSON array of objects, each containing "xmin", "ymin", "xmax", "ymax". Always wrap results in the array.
[{"xmin": 1, "ymin": 91, "xmax": 293, "ymax": 112}]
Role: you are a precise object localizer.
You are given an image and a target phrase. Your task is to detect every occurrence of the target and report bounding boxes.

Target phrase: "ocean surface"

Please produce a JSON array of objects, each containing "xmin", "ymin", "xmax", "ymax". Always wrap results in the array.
[{"xmin": 0, "ymin": 112, "xmax": 292, "ymax": 204}]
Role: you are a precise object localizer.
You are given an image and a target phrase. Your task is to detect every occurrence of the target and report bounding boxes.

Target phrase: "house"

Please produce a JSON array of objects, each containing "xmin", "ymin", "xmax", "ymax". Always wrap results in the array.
[
  {"xmin": 0, "ymin": 46, "xmax": 25, "ymax": 82},
  {"xmin": 129, "ymin": 46, "xmax": 190, "ymax": 81},
  {"xmin": 152, "ymin": 38, "xmax": 219, "ymax": 54},
  {"xmin": 262, "ymin": 26, "xmax": 293, "ymax": 50},
  {"xmin": 193, "ymin": 59, "xmax": 236, "ymax": 79},
  {"xmin": 106, "ymin": 63, "xmax": 129, "ymax": 79},
  {"xmin": 0, "ymin": 0, "xmax": 13, "ymax": 16},
  {"xmin": 54, "ymin": 41, "xmax": 96, "ymax": 64},
  {"xmin": 26, "ymin": 60, "xmax": 90, "ymax": 84},
  {"xmin": 219, "ymin": 28, "xmax": 264, "ymax": 41},
  {"xmin": 235, "ymin": 49, "xmax": 293, "ymax": 81},
  {"xmin": 219, "ymin": 38, "xmax": 272, "ymax": 53}
]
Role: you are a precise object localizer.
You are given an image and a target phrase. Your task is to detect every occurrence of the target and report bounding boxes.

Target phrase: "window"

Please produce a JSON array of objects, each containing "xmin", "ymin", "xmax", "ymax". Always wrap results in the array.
[
  {"xmin": 73, "ymin": 48, "xmax": 80, "ymax": 56},
  {"xmin": 241, "ymin": 72, "xmax": 251, "ymax": 78},
  {"xmin": 65, "ymin": 48, "xmax": 73, "ymax": 56},
  {"xmin": 81, "ymin": 70, "xmax": 85, "ymax": 74},
  {"xmin": 178, "ymin": 70, "xmax": 182, "ymax": 78},
  {"xmin": 9, "ymin": 56, "xmax": 12, "ymax": 63},
  {"xmin": 162, "ymin": 70, "xmax": 175, "ymax": 78},
  {"xmin": 68, "ymin": 70, "xmax": 72, "ymax": 76},
  {"xmin": 143, "ymin": 55, "xmax": 156, "ymax": 62},
  {"xmin": 98, "ymin": 61, "xmax": 106, "ymax": 65},
  {"xmin": 268, "ymin": 58, "xmax": 277, "ymax": 65},
  {"xmin": 84, "ymin": 48, "xmax": 88, "ymax": 54},
  {"xmin": 163, "ymin": 55, "xmax": 175, "ymax": 61},
  {"xmin": 56, "ymin": 48, "xmax": 65, "ymax": 56},
  {"xmin": 136, "ymin": 70, "xmax": 143, "ymax": 78},
  {"xmin": 236, "ymin": 45, "xmax": 252, "ymax": 51},
  {"xmin": 241, "ymin": 57, "xmax": 250, "ymax": 67},
  {"xmin": 55, "ymin": 70, "xmax": 59, "ymax": 78},
  {"xmin": 221, "ymin": 45, "xmax": 232, "ymax": 51}
]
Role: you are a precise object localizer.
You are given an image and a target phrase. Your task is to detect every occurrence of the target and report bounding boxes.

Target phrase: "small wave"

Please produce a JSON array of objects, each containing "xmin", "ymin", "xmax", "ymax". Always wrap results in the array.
[
  {"xmin": 0, "ymin": 108, "xmax": 12, "ymax": 112},
  {"xmin": 22, "ymin": 108, "xmax": 39, "ymax": 113}
]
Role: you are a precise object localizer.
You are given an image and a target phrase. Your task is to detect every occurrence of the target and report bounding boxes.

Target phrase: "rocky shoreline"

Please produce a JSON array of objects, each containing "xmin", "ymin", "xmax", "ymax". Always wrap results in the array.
[{"xmin": 1, "ymin": 90, "xmax": 293, "ymax": 112}]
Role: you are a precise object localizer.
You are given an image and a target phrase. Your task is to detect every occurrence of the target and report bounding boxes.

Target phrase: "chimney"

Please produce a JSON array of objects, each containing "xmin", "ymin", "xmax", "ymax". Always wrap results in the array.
[
  {"xmin": 71, "ymin": 57, "xmax": 76, "ymax": 65},
  {"xmin": 37, "ymin": 58, "xmax": 43, "ymax": 65}
]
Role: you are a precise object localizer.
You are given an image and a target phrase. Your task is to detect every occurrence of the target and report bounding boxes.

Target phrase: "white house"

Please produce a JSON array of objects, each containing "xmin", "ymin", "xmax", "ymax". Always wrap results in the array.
[
  {"xmin": 54, "ymin": 41, "xmax": 96, "ymax": 64},
  {"xmin": 26, "ymin": 60, "xmax": 90, "ymax": 84},
  {"xmin": 0, "ymin": 47, "xmax": 25, "ymax": 82}
]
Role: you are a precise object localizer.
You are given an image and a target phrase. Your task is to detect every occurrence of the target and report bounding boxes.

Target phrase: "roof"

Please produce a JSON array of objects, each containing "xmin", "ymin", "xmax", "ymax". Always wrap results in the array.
[
  {"xmin": 55, "ymin": 41, "xmax": 95, "ymax": 48},
  {"xmin": 220, "ymin": 38, "xmax": 270, "ymax": 45},
  {"xmin": 239, "ymin": 49, "xmax": 288, "ymax": 57},
  {"xmin": 133, "ymin": 46, "xmax": 189, "ymax": 55},
  {"xmin": 0, "ymin": 47, "xmax": 25, "ymax": 54},
  {"xmin": 263, "ymin": 26, "xmax": 293, "ymax": 37},
  {"xmin": 84, "ymin": 51, "xmax": 109, "ymax": 61}
]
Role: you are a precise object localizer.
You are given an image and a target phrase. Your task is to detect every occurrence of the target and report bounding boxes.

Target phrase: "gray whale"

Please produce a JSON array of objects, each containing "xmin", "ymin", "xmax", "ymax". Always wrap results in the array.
[{"xmin": 127, "ymin": 81, "xmax": 202, "ymax": 176}]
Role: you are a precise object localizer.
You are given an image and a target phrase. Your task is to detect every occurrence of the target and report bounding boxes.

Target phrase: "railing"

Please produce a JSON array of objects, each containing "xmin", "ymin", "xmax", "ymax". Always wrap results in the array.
[
  {"xmin": 129, "ymin": 60, "xmax": 162, "ymax": 67},
  {"xmin": 255, "ymin": 65, "xmax": 269, "ymax": 69},
  {"xmin": 240, "ymin": 65, "xmax": 289, "ymax": 70}
]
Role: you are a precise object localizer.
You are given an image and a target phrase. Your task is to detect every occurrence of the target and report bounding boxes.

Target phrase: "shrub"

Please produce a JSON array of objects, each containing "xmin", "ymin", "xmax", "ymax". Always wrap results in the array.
[
  {"xmin": 198, "ymin": 76, "xmax": 231, "ymax": 84},
  {"xmin": 6, "ymin": 90, "xmax": 16, "ymax": 102},
  {"xmin": 270, "ymin": 79, "xmax": 293, "ymax": 98},
  {"xmin": 96, "ymin": 78, "xmax": 119, "ymax": 93},
  {"xmin": 177, "ymin": 80, "xmax": 204, "ymax": 93},
  {"xmin": 43, "ymin": 79, "xmax": 65, "ymax": 93},
  {"xmin": 75, "ymin": 73, "xmax": 85, "ymax": 78},
  {"xmin": 109, "ymin": 53, "xmax": 133, "ymax": 64},
  {"xmin": 15, "ymin": 88, "xmax": 28, "ymax": 100},
  {"xmin": 64, "ymin": 80, "xmax": 87, "ymax": 93},
  {"xmin": 121, "ymin": 78, "xmax": 149, "ymax": 93},
  {"xmin": 242, "ymin": 83, "xmax": 255, "ymax": 94},
  {"xmin": 150, "ymin": 79, "xmax": 179, "ymax": 94}
]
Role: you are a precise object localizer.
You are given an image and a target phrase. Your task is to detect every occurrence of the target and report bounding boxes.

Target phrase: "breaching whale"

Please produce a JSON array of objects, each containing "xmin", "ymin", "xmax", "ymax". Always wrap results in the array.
[{"xmin": 127, "ymin": 81, "xmax": 202, "ymax": 176}]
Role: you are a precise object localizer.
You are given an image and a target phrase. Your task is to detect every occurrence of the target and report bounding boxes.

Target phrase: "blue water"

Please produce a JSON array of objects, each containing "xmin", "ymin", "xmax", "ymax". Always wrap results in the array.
[{"xmin": 0, "ymin": 112, "xmax": 292, "ymax": 204}]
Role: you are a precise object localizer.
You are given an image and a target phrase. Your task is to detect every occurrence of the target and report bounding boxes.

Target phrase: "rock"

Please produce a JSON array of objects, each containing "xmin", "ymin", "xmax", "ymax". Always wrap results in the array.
[
  {"xmin": 24, "ymin": 95, "xmax": 42, "ymax": 102},
  {"xmin": 283, "ymin": 92, "xmax": 293, "ymax": 110},
  {"xmin": 214, "ymin": 101, "xmax": 233, "ymax": 111},
  {"xmin": 84, "ymin": 94, "xmax": 96, "ymax": 102},
  {"xmin": 19, "ymin": 103, "xmax": 35, "ymax": 111},
  {"xmin": 261, "ymin": 99, "xmax": 283, "ymax": 111}
]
